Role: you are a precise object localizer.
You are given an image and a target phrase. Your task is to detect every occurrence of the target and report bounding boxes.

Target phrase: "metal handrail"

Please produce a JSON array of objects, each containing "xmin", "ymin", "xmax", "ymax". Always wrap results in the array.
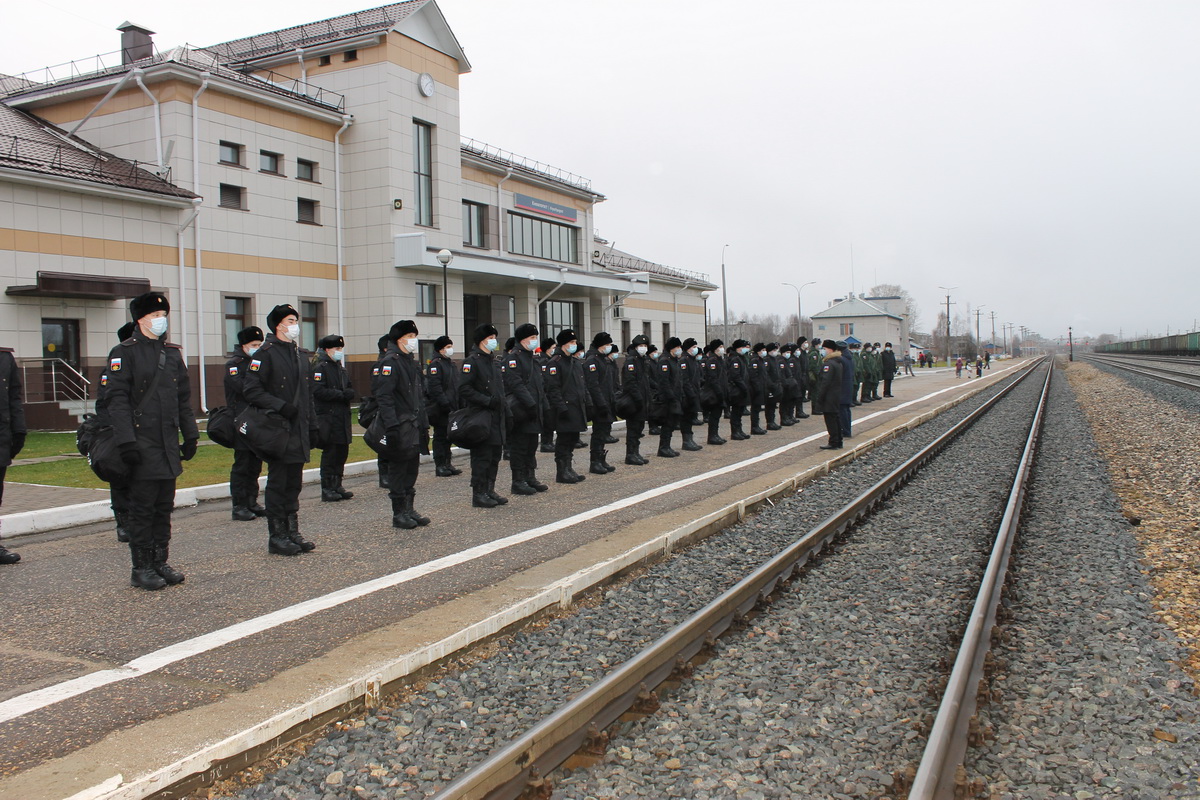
[
  {"xmin": 461, "ymin": 138, "xmax": 593, "ymax": 192},
  {"xmin": 431, "ymin": 358, "xmax": 1048, "ymax": 800},
  {"xmin": 19, "ymin": 358, "xmax": 92, "ymax": 414}
]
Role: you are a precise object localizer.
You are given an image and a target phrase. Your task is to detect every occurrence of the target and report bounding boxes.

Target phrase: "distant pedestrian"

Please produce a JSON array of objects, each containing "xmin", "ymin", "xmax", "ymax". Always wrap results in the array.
[
  {"xmin": 425, "ymin": 336, "xmax": 461, "ymax": 477},
  {"xmin": 902, "ymin": 352, "xmax": 915, "ymax": 376},
  {"xmin": 0, "ymin": 345, "xmax": 27, "ymax": 565},
  {"xmin": 985, "ymin": 352, "xmax": 991, "ymax": 369},
  {"xmin": 975, "ymin": 358, "xmax": 983, "ymax": 378},
  {"xmin": 814, "ymin": 340, "xmax": 844, "ymax": 450},
  {"xmin": 918, "ymin": 352, "xmax": 926, "ymax": 369},
  {"xmin": 955, "ymin": 357, "xmax": 964, "ymax": 378},
  {"xmin": 881, "ymin": 342, "xmax": 897, "ymax": 397}
]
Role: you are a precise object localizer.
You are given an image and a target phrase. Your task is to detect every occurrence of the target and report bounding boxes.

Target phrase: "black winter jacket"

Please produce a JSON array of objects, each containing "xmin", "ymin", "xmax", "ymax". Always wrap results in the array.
[
  {"xmin": 241, "ymin": 335, "xmax": 317, "ymax": 464},
  {"xmin": 458, "ymin": 347, "xmax": 507, "ymax": 446},
  {"xmin": 583, "ymin": 348, "xmax": 617, "ymax": 421},
  {"xmin": 0, "ymin": 349, "xmax": 27, "ymax": 467},
  {"xmin": 424, "ymin": 352, "xmax": 459, "ymax": 425},
  {"xmin": 619, "ymin": 351, "xmax": 652, "ymax": 420},
  {"xmin": 312, "ymin": 352, "xmax": 354, "ymax": 446},
  {"xmin": 545, "ymin": 353, "xmax": 589, "ymax": 433},
  {"xmin": 503, "ymin": 346, "xmax": 545, "ymax": 435},
  {"xmin": 812, "ymin": 352, "xmax": 844, "ymax": 415}
]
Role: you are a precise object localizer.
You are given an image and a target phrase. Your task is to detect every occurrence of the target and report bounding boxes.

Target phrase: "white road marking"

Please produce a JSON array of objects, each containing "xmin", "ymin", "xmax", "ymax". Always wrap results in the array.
[{"xmin": 0, "ymin": 365, "xmax": 1020, "ymax": 725}]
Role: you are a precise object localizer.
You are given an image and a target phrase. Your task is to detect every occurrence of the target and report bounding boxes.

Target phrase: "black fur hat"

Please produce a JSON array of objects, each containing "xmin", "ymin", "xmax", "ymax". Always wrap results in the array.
[
  {"xmin": 472, "ymin": 323, "xmax": 499, "ymax": 344},
  {"xmin": 318, "ymin": 334, "xmax": 344, "ymax": 350},
  {"xmin": 823, "ymin": 339, "xmax": 840, "ymax": 350},
  {"xmin": 556, "ymin": 329, "xmax": 578, "ymax": 347},
  {"xmin": 630, "ymin": 334, "xmax": 650, "ymax": 348},
  {"xmin": 540, "ymin": 337, "xmax": 557, "ymax": 352},
  {"xmin": 389, "ymin": 319, "xmax": 418, "ymax": 341},
  {"xmin": 591, "ymin": 331, "xmax": 613, "ymax": 349},
  {"xmin": 117, "ymin": 322, "xmax": 135, "ymax": 342},
  {"xmin": 707, "ymin": 339, "xmax": 724, "ymax": 351},
  {"xmin": 665, "ymin": 336, "xmax": 683, "ymax": 352},
  {"xmin": 377, "ymin": 334, "xmax": 390, "ymax": 354},
  {"xmin": 238, "ymin": 326, "xmax": 264, "ymax": 345},
  {"xmin": 267, "ymin": 304, "xmax": 299, "ymax": 332},
  {"xmin": 682, "ymin": 337, "xmax": 698, "ymax": 350},
  {"xmin": 434, "ymin": 335, "xmax": 453, "ymax": 351},
  {"xmin": 515, "ymin": 322, "xmax": 539, "ymax": 341},
  {"xmin": 130, "ymin": 291, "xmax": 169, "ymax": 321}
]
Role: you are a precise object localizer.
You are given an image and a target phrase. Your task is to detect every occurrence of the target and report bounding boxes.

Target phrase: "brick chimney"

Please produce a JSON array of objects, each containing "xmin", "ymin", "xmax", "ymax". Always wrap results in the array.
[{"xmin": 118, "ymin": 22, "xmax": 155, "ymax": 65}]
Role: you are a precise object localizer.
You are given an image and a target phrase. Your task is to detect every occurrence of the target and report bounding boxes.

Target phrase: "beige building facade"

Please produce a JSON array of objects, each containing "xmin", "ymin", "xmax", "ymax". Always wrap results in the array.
[{"xmin": 1, "ymin": 2, "xmax": 715, "ymax": 425}]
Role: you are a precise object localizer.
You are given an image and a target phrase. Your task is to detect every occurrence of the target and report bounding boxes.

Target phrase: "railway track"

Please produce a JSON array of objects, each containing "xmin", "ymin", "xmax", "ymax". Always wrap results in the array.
[
  {"xmin": 425, "ymin": 359, "xmax": 1053, "ymax": 800},
  {"xmin": 1082, "ymin": 353, "xmax": 1200, "ymax": 391}
]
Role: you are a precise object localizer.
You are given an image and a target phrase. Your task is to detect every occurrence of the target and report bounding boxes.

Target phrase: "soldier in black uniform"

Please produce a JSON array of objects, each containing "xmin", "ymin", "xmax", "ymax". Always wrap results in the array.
[
  {"xmin": 545, "ymin": 329, "xmax": 589, "ymax": 482},
  {"xmin": 98, "ymin": 322, "xmax": 137, "ymax": 542},
  {"xmin": 748, "ymin": 343, "xmax": 768, "ymax": 435},
  {"xmin": 372, "ymin": 335, "xmax": 391, "ymax": 488},
  {"xmin": 584, "ymin": 331, "xmax": 618, "ymax": 474},
  {"xmin": 226, "ymin": 325, "xmax": 266, "ymax": 521},
  {"xmin": 700, "ymin": 339, "xmax": 728, "ymax": 445},
  {"xmin": 105, "ymin": 292, "xmax": 199, "ymax": 589},
  {"xmin": 458, "ymin": 324, "xmax": 508, "ymax": 507},
  {"xmin": 241, "ymin": 304, "xmax": 318, "ymax": 556},
  {"xmin": 0, "ymin": 345, "xmax": 27, "ymax": 565},
  {"xmin": 813, "ymin": 339, "xmax": 845, "ymax": 450},
  {"xmin": 882, "ymin": 342, "xmax": 898, "ymax": 397},
  {"xmin": 425, "ymin": 335, "xmax": 461, "ymax": 477},
  {"xmin": 312, "ymin": 334, "xmax": 355, "ymax": 502},
  {"xmin": 503, "ymin": 323, "xmax": 548, "ymax": 495},
  {"xmin": 537, "ymin": 337, "xmax": 557, "ymax": 454},
  {"xmin": 654, "ymin": 337, "xmax": 686, "ymax": 457},
  {"xmin": 793, "ymin": 338, "xmax": 811, "ymax": 418},
  {"xmin": 619, "ymin": 334, "xmax": 652, "ymax": 465},
  {"xmin": 725, "ymin": 339, "xmax": 751, "ymax": 440},
  {"xmin": 763, "ymin": 342, "xmax": 783, "ymax": 430},
  {"xmin": 678, "ymin": 338, "xmax": 703, "ymax": 451},
  {"xmin": 373, "ymin": 320, "xmax": 430, "ymax": 529}
]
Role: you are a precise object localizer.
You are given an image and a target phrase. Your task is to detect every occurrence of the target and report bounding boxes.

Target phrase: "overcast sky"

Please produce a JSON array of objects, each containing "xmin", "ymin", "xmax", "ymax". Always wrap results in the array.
[{"xmin": 6, "ymin": 0, "xmax": 1199, "ymax": 343}]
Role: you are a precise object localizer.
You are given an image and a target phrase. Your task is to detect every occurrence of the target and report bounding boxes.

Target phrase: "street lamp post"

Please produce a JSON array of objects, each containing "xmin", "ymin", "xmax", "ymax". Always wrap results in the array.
[
  {"xmin": 782, "ymin": 281, "xmax": 815, "ymax": 343},
  {"xmin": 720, "ymin": 244, "xmax": 730, "ymax": 344},
  {"xmin": 938, "ymin": 286, "xmax": 956, "ymax": 366},
  {"xmin": 974, "ymin": 305, "xmax": 985, "ymax": 358},
  {"xmin": 700, "ymin": 291, "xmax": 712, "ymax": 342},
  {"xmin": 1068, "ymin": 326, "xmax": 1074, "ymax": 361},
  {"xmin": 436, "ymin": 249, "xmax": 453, "ymax": 337}
]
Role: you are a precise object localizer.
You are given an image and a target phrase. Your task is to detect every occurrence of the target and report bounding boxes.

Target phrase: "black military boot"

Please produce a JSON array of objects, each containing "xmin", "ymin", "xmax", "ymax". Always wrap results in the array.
[
  {"xmin": 526, "ymin": 468, "xmax": 549, "ymax": 492},
  {"xmin": 589, "ymin": 452, "xmax": 608, "ymax": 475},
  {"xmin": 248, "ymin": 490, "xmax": 267, "ymax": 516},
  {"xmin": 555, "ymin": 457, "xmax": 582, "ymax": 484},
  {"xmin": 657, "ymin": 432, "xmax": 679, "ymax": 458},
  {"xmin": 377, "ymin": 458, "xmax": 390, "ymax": 488},
  {"xmin": 625, "ymin": 443, "xmax": 644, "ymax": 466},
  {"xmin": 681, "ymin": 433, "xmax": 703, "ymax": 452},
  {"xmin": 334, "ymin": 475, "xmax": 354, "ymax": 500},
  {"xmin": 472, "ymin": 475, "xmax": 499, "ymax": 506},
  {"xmin": 648, "ymin": 423, "xmax": 662, "ymax": 436},
  {"xmin": 796, "ymin": 404, "xmax": 810, "ymax": 419},
  {"xmin": 321, "ymin": 474, "xmax": 343, "ymax": 502},
  {"xmin": 392, "ymin": 495, "xmax": 417, "ymax": 529},
  {"xmin": 707, "ymin": 421, "xmax": 726, "ymax": 445},
  {"xmin": 540, "ymin": 435, "xmax": 556, "ymax": 454},
  {"xmin": 511, "ymin": 468, "xmax": 538, "ymax": 495},
  {"xmin": 730, "ymin": 419, "xmax": 750, "ymax": 441},
  {"xmin": 154, "ymin": 544, "xmax": 185, "ymax": 585},
  {"xmin": 268, "ymin": 517, "xmax": 301, "ymax": 555},
  {"xmin": 435, "ymin": 459, "xmax": 457, "ymax": 477},
  {"xmin": 0, "ymin": 545, "xmax": 21, "ymax": 565},
  {"xmin": 232, "ymin": 505, "xmax": 256, "ymax": 521},
  {"xmin": 114, "ymin": 510, "xmax": 131, "ymax": 541},
  {"xmin": 286, "ymin": 515, "xmax": 315, "ymax": 552},
  {"xmin": 599, "ymin": 449, "xmax": 616, "ymax": 473},
  {"xmin": 130, "ymin": 545, "xmax": 167, "ymax": 590},
  {"xmin": 406, "ymin": 491, "xmax": 431, "ymax": 526}
]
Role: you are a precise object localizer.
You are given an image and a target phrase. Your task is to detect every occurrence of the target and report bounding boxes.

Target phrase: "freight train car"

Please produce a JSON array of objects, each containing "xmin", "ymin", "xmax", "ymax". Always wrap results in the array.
[{"xmin": 1096, "ymin": 332, "xmax": 1200, "ymax": 355}]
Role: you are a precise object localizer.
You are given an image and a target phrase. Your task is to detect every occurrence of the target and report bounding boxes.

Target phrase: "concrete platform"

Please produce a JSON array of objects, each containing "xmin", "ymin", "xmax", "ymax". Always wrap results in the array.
[{"xmin": 0, "ymin": 363, "xmax": 1020, "ymax": 800}]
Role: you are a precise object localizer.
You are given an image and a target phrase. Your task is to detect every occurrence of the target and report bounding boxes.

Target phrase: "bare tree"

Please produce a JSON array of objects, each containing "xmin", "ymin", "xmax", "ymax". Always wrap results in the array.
[{"xmin": 867, "ymin": 283, "xmax": 921, "ymax": 332}]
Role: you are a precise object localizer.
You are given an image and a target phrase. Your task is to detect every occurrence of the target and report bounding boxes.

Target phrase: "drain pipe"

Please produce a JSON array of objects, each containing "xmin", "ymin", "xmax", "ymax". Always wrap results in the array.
[
  {"xmin": 192, "ymin": 73, "xmax": 211, "ymax": 412},
  {"xmin": 133, "ymin": 71, "xmax": 164, "ymax": 172},
  {"xmin": 537, "ymin": 267, "xmax": 569, "ymax": 306},
  {"xmin": 334, "ymin": 114, "xmax": 353, "ymax": 335},
  {"xmin": 68, "ymin": 68, "xmax": 139, "ymax": 138},
  {"xmin": 175, "ymin": 198, "xmax": 201, "ymax": 364},
  {"xmin": 295, "ymin": 48, "xmax": 307, "ymax": 95}
]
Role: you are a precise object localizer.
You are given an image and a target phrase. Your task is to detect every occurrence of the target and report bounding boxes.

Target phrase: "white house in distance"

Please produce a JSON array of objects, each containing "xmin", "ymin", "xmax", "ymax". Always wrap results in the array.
[{"xmin": 810, "ymin": 294, "xmax": 907, "ymax": 348}]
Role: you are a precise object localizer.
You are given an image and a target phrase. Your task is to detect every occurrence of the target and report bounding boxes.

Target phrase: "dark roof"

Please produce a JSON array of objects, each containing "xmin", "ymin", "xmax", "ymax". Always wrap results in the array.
[
  {"xmin": 203, "ymin": 1, "xmax": 427, "ymax": 62},
  {"xmin": 0, "ymin": 103, "xmax": 196, "ymax": 199}
]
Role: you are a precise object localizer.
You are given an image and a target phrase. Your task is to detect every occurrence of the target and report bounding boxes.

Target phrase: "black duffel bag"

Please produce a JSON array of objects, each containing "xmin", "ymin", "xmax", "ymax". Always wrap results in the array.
[
  {"xmin": 206, "ymin": 405, "xmax": 236, "ymax": 448},
  {"xmin": 614, "ymin": 390, "xmax": 639, "ymax": 420},
  {"xmin": 358, "ymin": 396, "xmax": 378, "ymax": 429},
  {"xmin": 364, "ymin": 413, "xmax": 420, "ymax": 456},
  {"xmin": 233, "ymin": 406, "xmax": 291, "ymax": 461},
  {"xmin": 76, "ymin": 412, "xmax": 99, "ymax": 456},
  {"xmin": 447, "ymin": 406, "xmax": 491, "ymax": 449},
  {"xmin": 86, "ymin": 422, "xmax": 130, "ymax": 485}
]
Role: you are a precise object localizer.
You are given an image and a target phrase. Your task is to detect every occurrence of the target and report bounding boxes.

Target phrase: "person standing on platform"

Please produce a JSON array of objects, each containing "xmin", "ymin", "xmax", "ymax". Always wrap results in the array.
[
  {"xmin": 725, "ymin": 339, "xmax": 751, "ymax": 440},
  {"xmin": 100, "ymin": 321, "xmax": 136, "ymax": 542},
  {"xmin": 747, "ymin": 343, "xmax": 768, "ymax": 435},
  {"xmin": 242, "ymin": 304, "xmax": 318, "ymax": 556},
  {"xmin": 584, "ymin": 331, "xmax": 618, "ymax": 474},
  {"xmin": 371, "ymin": 335, "xmax": 391, "ymax": 488},
  {"xmin": 700, "ymin": 339, "xmax": 728, "ymax": 445},
  {"xmin": 105, "ymin": 292, "xmax": 199, "ymax": 589},
  {"xmin": 546, "ymin": 329, "xmax": 590, "ymax": 482},
  {"xmin": 882, "ymin": 343, "xmax": 897, "ymax": 397},
  {"xmin": 814, "ymin": 339, "xmax": 845, "ymax": 450},
  {"xmin": 620, "ymin": 334, "xmax": 653, "ymax": 465},
  {"xmin": 374, "ymin": 320, "xmax": 430, "ymax": 529},
  {"xmin": 655, "ymin": 337, "xmax": 687, "ymax": 457},
  {"xmin": 677, "ymin": 339, "xmax": 703, "ymax": 450},
  {"xmin": 425, "ymin": 336, "xmax": 461, "ymax": 478},
  {"xmin": 793, "ymin": 338, "xmax": 811, "ymax": 419},
  {"xmin": 504, "ymin": 323, "xmax": 549, "ymax": 495},
  {"xmin": 0, "ymin": 345, "xmax": 27, "ymax": 565},
  {"xmin": 459, "ymin": 324, "xmax": 509, "ymax": 507},
  {"xmin": 763, "ymin": 342, "xmax": 783, "ymax": 430},
  {"xmin": 838, "ymin": 340, "xmax": 855, "ymax": 440},
  {"xmin": 537, "ymin": 337, "xmax": 557, "ymax": 454},
  {"xmin": 778, "ymin": 343, "xmax": 798, "ymax": 425},
  {"xmin": 312, "ymin": 335, "xmax": 355, "ymax": 503},
  {"xmin": 226, "ymin": 325, "xmax": 266, "ymax": 521}
]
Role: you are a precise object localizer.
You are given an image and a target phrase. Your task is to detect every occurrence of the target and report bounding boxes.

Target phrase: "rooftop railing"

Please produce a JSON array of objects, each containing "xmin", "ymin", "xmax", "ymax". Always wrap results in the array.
[
  {"xmin": 600, "ymin": 253, "xmax": 712, "ymax": 284},
  {"xmin": 462, "ymin": 138, "xmax": 594, "ymax": 193}
]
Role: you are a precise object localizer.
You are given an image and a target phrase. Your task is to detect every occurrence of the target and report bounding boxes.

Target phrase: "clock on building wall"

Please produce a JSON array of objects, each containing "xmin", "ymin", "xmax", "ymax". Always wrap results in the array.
[{"xmin": 418, "ymin": 73, "xmax": 435, "ymax": 97}]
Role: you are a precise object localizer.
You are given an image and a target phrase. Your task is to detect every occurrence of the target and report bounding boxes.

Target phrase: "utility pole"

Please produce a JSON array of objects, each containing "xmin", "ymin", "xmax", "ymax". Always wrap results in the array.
[
  {"xmin": 974, "ymin": 306, "xmax": 986, "ymax": 357},
  {"xmin": 938, "ymin": 286, "xmax": 956, "ymax": 366},
  {"xmin": 1068, "ymin": 326, "xmax": 1074, "ymax": 361},
  {"xmin": 720, "ymin": 244, "xmax": 730, "ymax": 345},
  {"xmin": 989, "ymin": 311, "xmax": 997, "ymax": 353}
]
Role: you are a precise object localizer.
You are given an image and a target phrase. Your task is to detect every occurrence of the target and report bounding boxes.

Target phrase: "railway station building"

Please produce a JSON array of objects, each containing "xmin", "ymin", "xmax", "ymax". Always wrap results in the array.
[
  {"xmin": 810, "ymin": 293, "xmax": 908, "ymax": 349},
  {"xmin": 0, "ymin": 1, "xmax": 716, "ymax": 427}
]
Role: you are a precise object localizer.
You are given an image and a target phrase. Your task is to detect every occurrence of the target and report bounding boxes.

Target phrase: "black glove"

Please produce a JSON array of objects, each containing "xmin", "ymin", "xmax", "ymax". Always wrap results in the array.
[
  {"xmin": 279, "ymin": 403, "xmax": 299, "ymax": 420},
  {"xmin": 342, "ymin": 388, "xmax": 356, "ymax": 401},
  {"xmin": 119, "ymin": 442, "xmax": 142, "ymax": 466},
  {"xmin": 180, "ymin": 438, "xmax": 198, "ymax": 461},
  {"xmin": 10, "ymin": 431, "xmax": 25, "ymax": 458},
  {"xmin": 386, "ymin": 426, "xmax": 401, "ymax": 444}
]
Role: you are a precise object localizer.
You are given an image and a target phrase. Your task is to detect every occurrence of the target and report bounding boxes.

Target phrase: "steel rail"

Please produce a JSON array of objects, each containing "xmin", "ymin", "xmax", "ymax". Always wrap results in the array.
[
  {"xmin": 1082, "ymin": 354, "xmax": 1200, "ymax": 391},
  {"xmin": 431, "ymin": 358, "xmax": 1050, "ymax": 800},
  {"xmin": 908, "ymin": 360, "xmax": 1054, "ymax": 799}
]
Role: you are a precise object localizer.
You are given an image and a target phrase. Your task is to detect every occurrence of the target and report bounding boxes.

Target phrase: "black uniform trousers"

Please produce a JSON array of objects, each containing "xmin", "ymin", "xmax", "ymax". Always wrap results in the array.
[
  {"xmin": 750, "ymin": 402, "xmax": 763, "ymax": 429},
  {"xmin": 431, "ymin": 421, "xmax": 451, "ymax": 465},
  {"xmin": 320, "ymin": 443, "xmax": 349, "ymax": 476},
  {"xmin": 823, "ymin": 412, "xmax": 843, "ymax": 447},
  {"xmin": 126, "ymin": 478, "xmax": 176, "ymax": 549},
  {"xmin": 706, "ymin": 408, "xmax": 723, "ymax": 438},
  {"xmin": 230, "ymin": 447, "xmax": 263, "ymax": 508},
  {"xmin": 510, "ymin": 432, "xmax": 539, "ymax": 481},
  {"xmin": 883, "ymin": 376, "xmax": 894, "ymax": 396},
  {"xmin": 387, "ymin": 449, "xmax": 419, "ymax": 502},
  {"xmin": 728, "ymin": 404, "xmax": 745, "ymax": 435},
  {"xmin": 555, "ymin": 431, "xmax": 581, "ymax": 462},
  {"xmin": 590, "ymin": 414, "xmax": 614, "ymax": 458},
  {"xmin": 625, "ymin": 417, "xmax": 645, "ymax": 454},
  {"xmin": 0, "ymin": 466, "xmax": 5, "ymax": 506},
  {"xmin": 471, "ymin": 444, "xmax": 503, "ymax": 492},
  {"xmin": 110, "ymin": 483, "xmax": 130, "ymax": 519},
  {"xmin": 265, "ymin": 461, "xmax": 304, "ymax": 517}
]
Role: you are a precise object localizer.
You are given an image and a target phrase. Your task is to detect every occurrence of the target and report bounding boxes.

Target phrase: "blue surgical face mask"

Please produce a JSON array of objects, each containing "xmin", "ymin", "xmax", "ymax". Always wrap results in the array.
[
  {"xmin": 247, "ymin": 346, "xmax": 259, "ymax": 357},
  {"xmin": 485, "ymin": 338, "xmax": 499, "ymax": 352},
  {"xmin": 565, "ymin": 343, "xmax": 578, "ymax": 355},
  {"xmin": 636, "ymin": 345, "xmax": 648, "ymax": 356},
  {"xmin": 523, "ymin": 338, "xmax": 536, "ymax": 351},
  {"xmin": 149, "ymin": 316, "xmax": 168, "ymax": 336},
  {"xmin": 331, "ymin": 349, "xmax": 345, "ymax": 361},
  {"xmin": 738, "ymin": 347, "xmax": 749, "ymax": 356}
]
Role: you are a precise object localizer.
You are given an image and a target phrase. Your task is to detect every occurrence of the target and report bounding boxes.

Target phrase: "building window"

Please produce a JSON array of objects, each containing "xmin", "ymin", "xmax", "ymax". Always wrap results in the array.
[
  {"xmin": 540, "ymin": 300, "xmax": 580, "ymax": 344},
  {"xmin": 224, "ymin": 296, "xmax": 250, "ymax": 352},
  {"xmin": 301, "ymin": 301, "xmax": 323, "ymax": 350},
  {"xmin": 413, "ymin": 121, "xmax": 433, "ymax": 226},
  {"xmin": 839, "ymin": 323, "xmax": 854, "ymax": 336},
  {"xmin": 297, "ymin": 198, "xmax": 320, "ymax": 224},
  {"xmin": 318, "ymin": 55, "xmax": 331, "ymax": 66},
  {"xmin": 260, "ymin": 150, "xmax": 282, "ymax": 174},
  {"xmin": 296, "ymin": 158, "xmax": 318, "ymax": 182},
  {"xmin": 343, "ymin": 49, "xmax": 358, "ymax": 62},
  {"xmin": 416, "ymin": 283, "xmax": 438, "ymax": 315},
  {"xmin": 642, "ymin": 321, "xmax": 652, "ymax": 341},
  {"xmin": 462, "ymin": 201, "xmax": 486, "ymax": 247},
  {"xmin": 219, "ymin": 183, "xmax": 246, "ymax": 209},
  {"xmin": 662, "ymin": 323, "xmax": 671, "ymax": 345},
  {"xmin": 219, "ymin": 141, "xmax": 243, "ymax": 166},
  {"xmin": 507, "ymin": 212, "xmax": 578, "ymax": 263}
]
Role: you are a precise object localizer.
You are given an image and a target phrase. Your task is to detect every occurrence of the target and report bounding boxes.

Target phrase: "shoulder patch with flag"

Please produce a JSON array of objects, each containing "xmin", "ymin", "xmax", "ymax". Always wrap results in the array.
[
  {"xmin": 823, "ymin": 365, "xmax": 830, "ymax": 372},
  {"xmin": 549, "ymin": 366, "xmax": 557, "ymax": 375},
  {"xmin": 462, "ymin": 363, "xmax": 472, "ymax": 373},
  {"xmin": 228, "ymin": 366, "xmax": 239, "ymax": 376},
  {"xmin": 372, "ymin": 367, "xmax": 380, "ymax": 376},
  {"xmin": 429, "ymin": 366, "xmax": 438, "ymax": 375},
  {"xmin": 710, "ymin": 363, "xmax": 717, "ymax": 369},
  {"xmin": 661, "ymin": 364, "xmax": 669, "ymax": 371},
  {"xmin": 249, "ymin": 359, "xmax": 261, "ymax": 372},
  {"xmin": 109, "ymin": 357, "xmax": 122, "ymax": 372},
  {"xmin": 314, "ymin": 372, "xmax": 323, "ymax": 381},
  {"xmin": 588, "ymin": 363, "xmax": 597, "ymax": 372},
  {"xmin": 382, "ymin": 365, "xmax": 393, "ymax": 375},
  {"xmin": 627, "ymin": 363, "xmax": 635, "ymax": 371},
  {"xmin": 100, "ymin": 374, "xmax": 108, "ymax": 386},
  {"xmin": 509, "ymin": 360, "xmax": 517, "ymax": 368}
]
